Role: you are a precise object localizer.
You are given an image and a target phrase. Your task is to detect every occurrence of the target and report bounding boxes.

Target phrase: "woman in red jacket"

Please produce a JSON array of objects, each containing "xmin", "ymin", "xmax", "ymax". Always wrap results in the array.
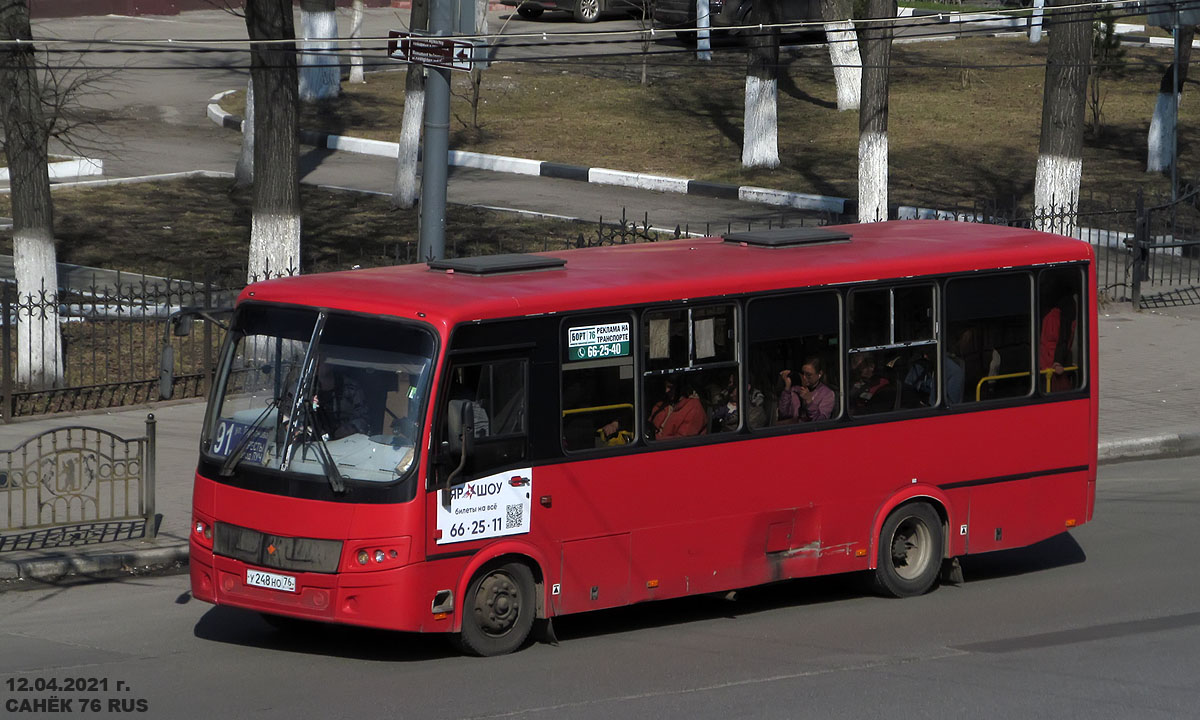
[{"xmin": 649, "ymin": 375, "xmax": 707, "ymax": 439}]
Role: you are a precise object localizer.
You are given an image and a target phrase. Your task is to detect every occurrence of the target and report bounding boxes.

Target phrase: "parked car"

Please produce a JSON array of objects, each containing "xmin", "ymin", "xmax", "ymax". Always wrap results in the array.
[
  {"xmin": 653, "ymin": 0, "xmax": 822, "ymax": 43},
  {"xmin": 501, "ymin": 0, "xmax": 645, "ymax": 24}
]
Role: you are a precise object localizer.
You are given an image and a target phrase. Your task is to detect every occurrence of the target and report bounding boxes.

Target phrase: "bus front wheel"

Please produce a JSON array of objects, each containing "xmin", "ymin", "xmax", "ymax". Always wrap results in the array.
[
  {"xmin": 873, "ymin": 503, "xmax": 943, "ymax": 598},
  {"xmin": 455, "ymin": 561, "xmax": 536, "ymax": 656}
]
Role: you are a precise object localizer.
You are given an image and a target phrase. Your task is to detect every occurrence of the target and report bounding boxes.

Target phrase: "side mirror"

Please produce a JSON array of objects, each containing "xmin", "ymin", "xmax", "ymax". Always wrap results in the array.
[
  {"xmin": 173, "ymin": 314, "xmax": 194, "ymax": 337},
  {"xmin": 442, "ymin": 400, "xmax": 478, "ymax": 502},
  {"xmin": 159, "ymin": 344, "xmax": 175, "ymax": 400}
]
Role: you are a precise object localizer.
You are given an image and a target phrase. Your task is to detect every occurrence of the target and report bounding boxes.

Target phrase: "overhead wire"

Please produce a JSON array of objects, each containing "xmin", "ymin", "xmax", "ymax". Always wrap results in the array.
[{"xmin": 0, "ymin": 0, "xmax": 1194, "ymax": 72}]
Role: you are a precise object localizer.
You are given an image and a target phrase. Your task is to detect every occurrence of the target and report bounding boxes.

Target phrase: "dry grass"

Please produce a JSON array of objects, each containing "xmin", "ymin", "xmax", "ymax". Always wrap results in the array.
[
  {"xmin": 228, "ymin": 34, "xmax": 1200, "ymax": 210},
  {"xmin": 0, "ymin": 177, "xmax": 616, "ymax": 281}
]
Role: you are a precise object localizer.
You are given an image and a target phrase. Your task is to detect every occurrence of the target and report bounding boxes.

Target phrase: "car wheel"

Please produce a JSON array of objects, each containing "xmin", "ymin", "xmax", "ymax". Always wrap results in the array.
[
  {"xmin": 453, "ymin": 561, "xmax": 537, "ymax": 656},
  {"xmin": 675, "ymin": 30, "xmax": 697, "ymax": 46},
  {"xmin": 517, "ymin": 5, "xmax": 544, "ymax": 19},
  {"xmin": 872, "ymin": 502, "xmax": 944, "ymax": 598},
  {"xmin": 574, "ymin": 0, "xmax": 601, "ymax": 23}
]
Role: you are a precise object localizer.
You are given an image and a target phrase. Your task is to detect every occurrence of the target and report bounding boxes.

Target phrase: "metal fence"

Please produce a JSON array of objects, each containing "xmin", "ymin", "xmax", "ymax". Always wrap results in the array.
[
  {"xmin": 0, "ymin": 415, "xmax": 156, "ymax": 551},
  {"xmin": 1, "ymin": 273, "xmax": 237, "ymax": 420}
]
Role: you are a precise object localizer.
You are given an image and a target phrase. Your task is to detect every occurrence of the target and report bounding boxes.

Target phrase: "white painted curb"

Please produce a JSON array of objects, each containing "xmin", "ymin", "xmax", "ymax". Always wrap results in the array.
[{"xmin": 1, "ymin": 157, "xmax": 103, "ymax": 182}]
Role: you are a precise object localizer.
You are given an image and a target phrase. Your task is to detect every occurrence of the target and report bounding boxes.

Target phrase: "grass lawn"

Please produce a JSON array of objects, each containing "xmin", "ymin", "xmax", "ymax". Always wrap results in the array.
[
  {"xmin": 219, "ymin": 33, "xmax": 1197, "ymax": 211},
  {"xmin": 0, "ymin": 177, "xmax": 638, "ymax": 283}
]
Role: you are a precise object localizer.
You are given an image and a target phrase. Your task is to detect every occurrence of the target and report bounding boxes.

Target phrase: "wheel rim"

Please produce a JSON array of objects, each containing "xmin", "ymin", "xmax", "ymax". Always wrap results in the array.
[
  {"xmin": 579, "ymin": 0, "xmax": 599, "ymax": 20},
  {"xmin": 889, "ymin": 515, "xmax": 934, "ymax": 581},
  {"xmin": 473, "ymin": 571, "xmax": 522, "ymax": 637}
]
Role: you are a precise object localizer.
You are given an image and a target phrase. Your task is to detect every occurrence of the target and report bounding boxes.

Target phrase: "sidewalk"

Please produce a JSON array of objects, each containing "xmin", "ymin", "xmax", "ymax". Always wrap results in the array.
[{"xmin": 2, "ymin": 306, "xmax": 1198, "ymax": 589}]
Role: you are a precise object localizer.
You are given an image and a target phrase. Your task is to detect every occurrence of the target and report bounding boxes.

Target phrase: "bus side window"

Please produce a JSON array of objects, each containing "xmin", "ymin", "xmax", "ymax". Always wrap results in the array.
[
  {"xmin": 643, "ymin": 304, "xmax": 740, "ymax": 441},
  {"xmin": 1038, "ymin": 267, "xmax": 1084, "ymax": 394},
  {"xmin": 561, "ymin": 314, "xmax": 637, "ymax": 453},
  {"xmin": 747, "ymin": 291, "xmax": 841, "ymax": 428},
  {"xmin": 944, "ymin": 273, "xmax": 1033, "ymax": 405},
  {"xmin": 847, "ymin": 284, "xmax": 937, "ymax": 414},
  {"xmin": 440, "ymin": 359, "xmax": 528, "ymax": 481}
]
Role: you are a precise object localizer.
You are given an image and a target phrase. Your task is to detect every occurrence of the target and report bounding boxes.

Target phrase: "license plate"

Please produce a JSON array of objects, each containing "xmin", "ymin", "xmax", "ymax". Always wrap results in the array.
[{"xmin": 246, "ymin": 568, "xmax": 296, "ymax": 593}]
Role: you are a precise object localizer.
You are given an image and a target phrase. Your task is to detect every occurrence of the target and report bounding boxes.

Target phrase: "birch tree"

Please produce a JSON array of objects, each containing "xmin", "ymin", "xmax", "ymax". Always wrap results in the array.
[
  {"xmin": 245, "ymin": 0, "xmax": 301, "ymax": 281},
  {"xmin": 1, "ymin": 0, "xmax": 63, "ymax": 388},
  {"xmin": 234, "ymin": 77, "xmax": 255, "ymax": 187},
  {"xmin": 742, "ymin": 0, "xmax": 782, "ymax": 169},
  {"xmin": 349, "ymin": 0, "xmax": 366, "ymax": 85},
  {"xmin": 298, "ymin": 0, "xmax": 340, "ymax": 102},
  {"xmin": 1034, "ymin": 0, "xmax": 1091, "ymax": 233},
  {"xmin": 1147, "ymin": 26, "xmax": 1195, "ymax": 173},
  {"xmin": 857, "ymin": 0, "xmax": 894, "ymax": 223},
  {"xmin": 820, "ymin": 0, "xmax": 861, "ymax": 111},
  {"xmin": 393, "ymin": 0, "xmax": 429, "ymax": 209}
]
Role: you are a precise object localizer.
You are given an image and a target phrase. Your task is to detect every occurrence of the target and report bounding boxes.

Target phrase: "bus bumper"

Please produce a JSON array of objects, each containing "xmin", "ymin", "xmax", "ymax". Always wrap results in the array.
[{"xmin": 190, "ymin": 541, "xmax": 456, "ymax": 634}]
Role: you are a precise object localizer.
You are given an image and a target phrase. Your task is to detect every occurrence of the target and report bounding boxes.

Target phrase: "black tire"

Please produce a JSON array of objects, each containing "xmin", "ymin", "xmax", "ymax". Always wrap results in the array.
[
  {"xmin": 517, "ymin": 5, "xmax": 544, "ymax": 19},
  {"xmin": 675, "ymin": 30, "xmax": 697, "ymax": 46},
  {"xmin": 454, "ymin": 562, "xmax": 537, "ymax": 657},
  {"xmin": 574, "ymin": 0, "xmax": 601, "ymax": 23},
  {"xmin": 873, "ymin": 503, "xmax": 943, "ymax": 598}
]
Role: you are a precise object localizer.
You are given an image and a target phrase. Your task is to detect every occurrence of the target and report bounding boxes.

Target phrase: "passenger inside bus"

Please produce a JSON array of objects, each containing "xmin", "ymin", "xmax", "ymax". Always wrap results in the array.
[
  {"xmin": 312, "ymin": 358, "xmax": 371, "ymax": 440},
  {"xmin": 648, "ymin": 375, "xmax": 706, "ymax": 439},
  {"xmin": 776, "ymin": 357, "xmax": 835, "ymax": 423},
  {"xmin": 849, "ymin": 352, "xmax": 892, "ymax": 413}
]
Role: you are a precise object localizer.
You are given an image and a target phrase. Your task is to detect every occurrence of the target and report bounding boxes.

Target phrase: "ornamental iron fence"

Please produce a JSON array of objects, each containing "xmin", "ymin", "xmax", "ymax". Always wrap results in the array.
[{"xmin": 0, "ymin": 415, "xmax": 156, "ymax": 552}]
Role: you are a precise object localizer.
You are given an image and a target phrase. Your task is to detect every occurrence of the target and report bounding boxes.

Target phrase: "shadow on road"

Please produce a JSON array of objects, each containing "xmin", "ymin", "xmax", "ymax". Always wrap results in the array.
[
  {"xmin": 190, "ymin": 532, "xmax": 1086, "ymax": 659},
  {"xmin": 958, "ymin": 531, "xmax": 1087, "ymax": 581}
]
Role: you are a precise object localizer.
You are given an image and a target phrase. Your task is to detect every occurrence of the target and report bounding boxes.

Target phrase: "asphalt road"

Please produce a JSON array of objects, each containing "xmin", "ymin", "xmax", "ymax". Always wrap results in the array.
[{"xmin": 2, "ymin": 456, "xmax": 1197, "ymax": 719}]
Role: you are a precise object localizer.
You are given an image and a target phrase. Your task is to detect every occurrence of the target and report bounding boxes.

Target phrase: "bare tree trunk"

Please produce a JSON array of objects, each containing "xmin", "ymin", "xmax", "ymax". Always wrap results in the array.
[
  {"xmin": 1, "ymin": 0, "xmax": 63, "ymax": 388},
  {"xmin": 1034, "ymin": 0, "xmax": 1092, "ymax": 234},
  {"xmin": 1148, "ymin": 26, "xmax": 1194, "ymax": 173},
  {"xmin": 821, "ymin": 0, "xmax": 861, "ymax": 111},
  {"xmin": 349, "ymin": 0, "xmax": 365, "ymax": 84},
  {"xmin": 246, "ymin": 0, "xmax": 301, "ymax": 282},
  {"xmin": 298, "ymin": 0, "xmax": 340, "ymax": 102},
  {"xmin": 393, "ymin": 0, "xmax": 429, "ymax": 209},
  {"xmin": 858, "ymin": 0, "xmax": 894, "ymax": 223},
  {"xmin": 234, "ymin": 77, "xmax": 255, "ymax": 188},
  {"xmin": 742, "ymin": 0, "xmax": 781, "ymax": 169}
]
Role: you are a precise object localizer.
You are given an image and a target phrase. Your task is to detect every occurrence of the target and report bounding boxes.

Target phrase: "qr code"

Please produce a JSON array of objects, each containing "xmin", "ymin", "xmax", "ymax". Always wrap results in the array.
[{"xmin": 505, "ymin": 504, "xmax": 523, "ymax": 529}]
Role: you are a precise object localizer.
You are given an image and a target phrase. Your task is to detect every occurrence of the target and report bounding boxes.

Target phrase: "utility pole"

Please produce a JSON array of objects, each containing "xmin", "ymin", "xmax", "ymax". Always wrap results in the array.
[
  {"xmin": 418, "ymin": 0, "xmax": 453, "ymax": 262},
  {"xmin": 696, "ymin": 0, "xmax": 711, "ymax": 61}
]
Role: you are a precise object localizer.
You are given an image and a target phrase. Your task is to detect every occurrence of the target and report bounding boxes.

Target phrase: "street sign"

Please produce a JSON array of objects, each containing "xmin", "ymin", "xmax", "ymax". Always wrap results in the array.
[{"xmin": 387, "ymin": 31, "xmax": 482, "ymax": 72}]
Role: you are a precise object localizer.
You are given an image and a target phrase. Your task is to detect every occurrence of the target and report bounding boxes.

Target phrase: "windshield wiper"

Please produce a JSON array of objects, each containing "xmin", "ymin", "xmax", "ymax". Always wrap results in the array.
[
  {"xmin": 297, "ymin": 401, "xmax": 346, "ymax": 494},
  {"xmin": 218, "ymin": 398, "xmax": 279, "ymax": 477}
]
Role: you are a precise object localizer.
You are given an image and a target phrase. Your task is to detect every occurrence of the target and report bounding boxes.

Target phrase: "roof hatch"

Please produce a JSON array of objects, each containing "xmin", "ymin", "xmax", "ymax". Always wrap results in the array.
[
  {"xmin": 723, "ymin": 227, "xmax": 852, "ymax": 247},
  {"xmin": 427, "ymin": 253, "xmax": 567, "ymax": 276}
]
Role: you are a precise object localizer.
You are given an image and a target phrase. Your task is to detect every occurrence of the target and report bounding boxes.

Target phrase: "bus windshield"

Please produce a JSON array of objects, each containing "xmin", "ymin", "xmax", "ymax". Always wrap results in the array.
[{"xmin": 205, "ymin": 304, "xmax": 436, "ymax": 487}]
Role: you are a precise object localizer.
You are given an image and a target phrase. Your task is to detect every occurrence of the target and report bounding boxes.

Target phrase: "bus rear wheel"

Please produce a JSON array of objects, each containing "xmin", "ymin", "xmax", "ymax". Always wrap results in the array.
[
  {"xmin": 873, "ymin": 503, "xmax": 943, "ymax": 598},
  {"xmin": 455, "ymin": 562, "xmax": 536, "ymax": 656}
]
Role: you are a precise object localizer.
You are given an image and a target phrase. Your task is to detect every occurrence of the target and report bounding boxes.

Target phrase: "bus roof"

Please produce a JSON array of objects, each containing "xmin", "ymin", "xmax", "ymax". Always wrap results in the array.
[{"xmin": 239, "ymin": 221, "xmax": 1092, "ymax": 330}]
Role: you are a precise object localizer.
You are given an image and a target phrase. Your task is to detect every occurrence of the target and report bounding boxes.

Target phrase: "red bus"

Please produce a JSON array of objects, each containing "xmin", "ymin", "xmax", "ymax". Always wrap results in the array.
[{"xmin": 188, "ymin": 221, "xmax": 1097, "ymax": 656}]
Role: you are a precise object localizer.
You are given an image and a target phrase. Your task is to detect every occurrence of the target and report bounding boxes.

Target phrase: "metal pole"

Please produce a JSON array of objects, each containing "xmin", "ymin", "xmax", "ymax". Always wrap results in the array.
[
  {"xmin": 697, "ymin": 0, "xmax": 711, "ymax": 61},
  {"xmin": 418, "ymin": 0, "xmax": 453, "ymax": 262},
  {"xmin": 144, "ymin": 413, "xmax": 157, "ymax": 538},
  {"xmin": 1172, "ymin": 3, "xmax": 1180, "ymax": 203},
  {"xmin": 1, "ymin": 286, "xmax": 11, "ymax": 423}
]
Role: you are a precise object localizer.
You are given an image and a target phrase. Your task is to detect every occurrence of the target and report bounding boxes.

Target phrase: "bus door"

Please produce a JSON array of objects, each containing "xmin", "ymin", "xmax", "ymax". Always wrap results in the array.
[{"xmin": 427, "ymin": 354, "xmax": 535, "ymax": 559}]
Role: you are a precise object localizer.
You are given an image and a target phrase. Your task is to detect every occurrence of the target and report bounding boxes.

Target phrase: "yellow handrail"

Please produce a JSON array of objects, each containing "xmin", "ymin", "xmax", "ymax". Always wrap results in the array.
[
  {"xmin": 563, "ymin": 403, "xmax": 634, "ymax": 417},
  {"xmin": 974, "ymin": 366, "xmax": 1079, "ymax": 401}
]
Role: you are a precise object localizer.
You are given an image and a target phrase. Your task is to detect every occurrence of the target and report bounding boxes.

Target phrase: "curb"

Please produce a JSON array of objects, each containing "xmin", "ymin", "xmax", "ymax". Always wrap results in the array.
[
  {"xmin": 0, "ymin": 156, "xmax": 103, "ymax": 183},
  {"xmin": 0, "ymin": 545, "xmax": 188, "ymax": 586},
  {"xmin": 1097, "ymin": 432, "xmax": 1200, "ymax": 465},
  {"xmin": 206, "ymin": 94, "xmax": 855, "ymax": 216}
]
